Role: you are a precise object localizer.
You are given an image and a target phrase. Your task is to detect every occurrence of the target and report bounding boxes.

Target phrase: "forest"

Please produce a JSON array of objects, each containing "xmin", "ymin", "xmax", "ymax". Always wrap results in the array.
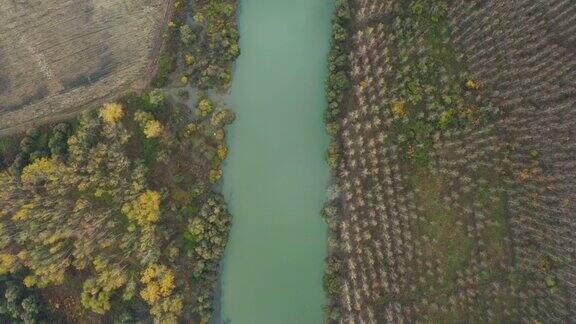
[
  {"xmin": 0, "ymin": 0, "xmax": 239, "ymax": 322},
  {"xmin": 323, "ymin": 0, "xmax": 575, "ymax": 322}
]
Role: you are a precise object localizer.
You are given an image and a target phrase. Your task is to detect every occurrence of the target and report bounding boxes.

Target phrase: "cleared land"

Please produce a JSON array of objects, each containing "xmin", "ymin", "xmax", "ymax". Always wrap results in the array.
[{"xmin": 0, "ymin": 0, "xmax": 171, "ymax": 135}]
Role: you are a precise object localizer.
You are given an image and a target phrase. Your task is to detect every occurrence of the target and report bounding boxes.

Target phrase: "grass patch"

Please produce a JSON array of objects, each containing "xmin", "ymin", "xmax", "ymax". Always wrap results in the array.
[
  {"xmin": 142, "ymin": 138, "xmax": 160, "ymax": 167},
  {"xmin": 183, "ymin": 231, "xmax": 198, "ymax": 252},
  {"xmin": 0, "ymin": 137, "xmax": 14, "ymax": 154},
  {"xmin": 151, "ymin": 53, "xmax": 171, "ymax": 88},
  {"xmin": 412, "ymin": 167, "xmax": 473, "ymax": 293},
  {"xmin": 483, "ymin": 189, "xmax": 510, "ymax": 274}
]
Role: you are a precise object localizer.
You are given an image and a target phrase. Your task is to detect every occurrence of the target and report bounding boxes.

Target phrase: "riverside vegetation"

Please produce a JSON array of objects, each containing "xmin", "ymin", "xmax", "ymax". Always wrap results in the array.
[
  {"xmin": 0, "ymin": 0, "xmax": 239, "ymax": 322},
  {"xmin": 322, "ymin": 0, "xmax": 575, "ymax": 322}
]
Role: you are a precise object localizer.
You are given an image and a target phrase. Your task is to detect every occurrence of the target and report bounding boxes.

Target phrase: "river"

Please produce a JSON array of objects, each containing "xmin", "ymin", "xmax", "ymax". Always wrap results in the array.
[{"xmin": 219, "ymin": 0, "xmax": 333, "ymax": 323}]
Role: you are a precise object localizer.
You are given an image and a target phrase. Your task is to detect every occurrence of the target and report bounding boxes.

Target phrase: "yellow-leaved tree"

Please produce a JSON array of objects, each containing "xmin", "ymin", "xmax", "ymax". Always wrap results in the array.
[
  {"xmin": 81, "ymin": 256, "xmax": 129, "ymax": 314},
  {"xmin": 0, "ymin": 253, "xmax": 16, "ymax": 275},
  {"xmin": 101, "ymin": 103, "xmax": 124, "ymax": 124},
  {"xmin": 134, "ymin": 110, "xmax": 163, "ymax": 139},
  {"xmin": 216, "ymin": 144, "xmax": 228, "ymax": 160},
  {"xmin": 391, "ymin": 99, "xmax": 405, "ymax": 118},
  {"xmin": 122, "ymin": 190, "xmax": 161, "ymax": 226},
  {"xmin": 144, "ymin": 120, "xmax": 163, "ymax": 139},
  {"xmin": 196, "ymin": 99, "xmax": 213, "ymax": 118},
  {"xmin": 20, "ymin": 157, "xmax": 59, "ymax": 183},
  {"xmin": 140, "ymin": 264, "xmax": 182, "ymax": 323}
]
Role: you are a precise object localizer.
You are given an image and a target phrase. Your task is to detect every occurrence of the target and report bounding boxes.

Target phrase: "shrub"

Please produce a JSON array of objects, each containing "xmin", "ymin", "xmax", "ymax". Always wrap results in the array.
[
  {"xmin": 323, "ymin": 273, "xmax": 342, "ymax": 298},
  {"xmin": 184, "ymin": 53, "xmax": 195, "ymax": 66},
  {"xmin": 208, "ymin": 169, "xmax": 222, "ymax": 183},
  {"xmin": 325, "ymin": 143, "xmax": 340, "ymax": 169},
  {"xmin": 391, "ymin": 100, "xmax": 406, "ymax": 118}
]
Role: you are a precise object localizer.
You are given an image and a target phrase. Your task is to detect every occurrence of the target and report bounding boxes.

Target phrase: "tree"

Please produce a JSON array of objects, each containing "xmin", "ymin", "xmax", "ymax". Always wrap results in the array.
[
  {"xmin": 179, "ymin": 24, "xmax": 195, "ymax": 46},
  {"xmin": 80, "ymin": 278, "xmax": 111, "ymax": 314},
  {"xmin": 48, "ymin": 123, "xmax": 71, "ymax": 160},
  {"xmin": 188, "ymin": 194, "xmax": 231, "ymax": 276},
  {"xmin": 0, "ymin": 275, "xmax": 48, "ymax": 323},
  {"xmin": 9, "ymin": 129, "xmax": 47, "ymax": 175},
  {"xmin": 139, "ymin": 264, "xmax": 182, "ymax": 322},
  {"xmin": 0, "ymin": 254, "xmax": 16, "ymax": 275},
  {"xmin": 184, "ymin": 53, "xmax": 195, "ymax": 66},
  {"xmin": 100, "ymin": 103, "xmax": 124, "ymax": 125},
  {"xmin": 216, "ymin": 144, "xmax": 227, "ymax": 160},
  {"xmin": 122, "ymin": 190, "xmax": 161, "ymax": 226},
  {"xmin": 196, "ymin": 99, "xmax": 213, "ymax": 118},
  {"xmin": 325, "ymin": 143, "xmax": 340, "ymax": 169},
  {"xmin": 391, "ymin": 100, "xmax": 406, "ymax": 118},
  {"xmin": 144, "ymin": 120, "xmax": 163, "ymax": 139},
  {"xmin": 211, "ymin": 109, "xmax": 236, "ymax": 126},
  {"xmin": 208, "ymin": 169, "xmax": 222, "ymax": 183},
  {"xmin": 148, "ymin": 89, "xmax": 165, "ymax": 107}
]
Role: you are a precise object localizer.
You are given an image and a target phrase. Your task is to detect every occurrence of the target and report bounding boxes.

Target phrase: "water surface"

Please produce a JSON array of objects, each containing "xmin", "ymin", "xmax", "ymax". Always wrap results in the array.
[{"xmin": 220, "ymin": 0, "xmax": 332, "ymax": 323}]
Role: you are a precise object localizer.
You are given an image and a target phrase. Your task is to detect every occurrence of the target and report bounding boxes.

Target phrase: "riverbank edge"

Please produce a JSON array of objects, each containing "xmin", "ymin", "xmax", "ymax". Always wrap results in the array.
[
  {"xmin": 206, "ymin": 1, "xmax": 242, "ymax": 323},
  {"xmin": 320, "ymin": 0, "xmax": 352, "ymax": 322},
  {"xmin": 153, "ymin": 0, "xmax": 241, "ymax": 322}
]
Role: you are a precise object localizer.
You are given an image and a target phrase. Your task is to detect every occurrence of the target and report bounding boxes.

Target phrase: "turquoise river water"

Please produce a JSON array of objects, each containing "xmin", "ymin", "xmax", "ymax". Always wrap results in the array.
[{"xmin": 220, "ymin": 0, "xmax": 333, "ymax": 323}]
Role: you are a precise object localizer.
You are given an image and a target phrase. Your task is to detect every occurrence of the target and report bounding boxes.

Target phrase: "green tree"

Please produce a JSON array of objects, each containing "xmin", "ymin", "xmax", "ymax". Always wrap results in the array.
[{"xmin": 48, "ymin": 123, "xmax": 71, "ymax": 160}]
